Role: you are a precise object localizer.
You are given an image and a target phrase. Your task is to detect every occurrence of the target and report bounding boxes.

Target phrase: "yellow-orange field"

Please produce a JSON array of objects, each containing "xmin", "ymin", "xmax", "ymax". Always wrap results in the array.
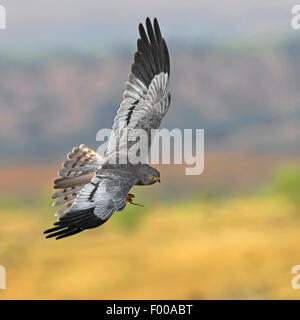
[
  {"xmin": 0, "ymin": 192, "xmax": 300, "ymax": 299},
  {"xmin": 0, "ymin": 157, "xmax": 300, "ymax": 300}
]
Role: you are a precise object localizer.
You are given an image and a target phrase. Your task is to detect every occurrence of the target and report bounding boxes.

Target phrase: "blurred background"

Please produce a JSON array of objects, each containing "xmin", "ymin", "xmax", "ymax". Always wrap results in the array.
[{"xmin": 1, "ymin": 0, "xmax": 300, "ymax": 299}]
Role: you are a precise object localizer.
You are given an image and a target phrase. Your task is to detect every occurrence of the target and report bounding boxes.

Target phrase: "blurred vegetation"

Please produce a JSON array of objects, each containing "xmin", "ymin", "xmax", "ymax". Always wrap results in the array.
[
  {"xmin": 266, "ymin": 167, "xmax": 300, "ymax": 205},
  {"xmin": 0, "ymin": 165, "xmax": 300, "ymax": 299}
]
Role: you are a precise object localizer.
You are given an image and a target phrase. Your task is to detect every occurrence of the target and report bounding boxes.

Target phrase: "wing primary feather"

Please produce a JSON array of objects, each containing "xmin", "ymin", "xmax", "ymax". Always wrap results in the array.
[
  {"xmin": 132, "ymin": 59, "xmax": 151, "ymax": 85},
  {"xmin": 145, "ymin": 17, "xmax": 160, "ymax": 75},
  {"xmin": 133, "ymin": 18, "xmax": 169, "ymax": 86},
  {"xmin": 55, "ymin": 228, "xmax": 83, "ymax": 240},
  {"xmin": 45, "ymin": 228, "xmax": 73, "ymax": 239},
  {"xmin": 154, "ymin": 18, "xmax": 163, "ymax": 45},
  {"xmin": 45, "ymin": 208, "xmax": 108, "ymax": 239},
  {"xmin": 138, "ymin": 23, "xmax": 149, "ymax": 44},
  {"xmin": 134, "ymin": 51, "xmax": 152, "ymax": 82},
  {"xmin": 131, "ymin": 62, "xmax": 148, "ymax": 86},
  {"xmin": 137, "ymin": 38, "xmax": 156, "ymax": 76},
  {"xmin": 153, "ymin": 18, "xmax": 164, "ymax": 72},
  {"xmin": 162, "ymin": 39, "xmax": 170, "ymax": 75},
  {"xmin": 43, "ymin": 225, "xmax": 65, "ymax": 234}
]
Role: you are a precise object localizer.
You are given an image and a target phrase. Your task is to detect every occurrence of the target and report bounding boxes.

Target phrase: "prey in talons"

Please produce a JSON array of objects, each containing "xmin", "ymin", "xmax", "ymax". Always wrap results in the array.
[{"xmin": 126, "ymin": 194, "xmax": 144, "ymax": 207}]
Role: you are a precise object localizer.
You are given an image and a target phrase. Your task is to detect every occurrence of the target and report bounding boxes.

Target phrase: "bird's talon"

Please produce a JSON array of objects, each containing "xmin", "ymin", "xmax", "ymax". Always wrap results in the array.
[
  {"xmin": 127, "ymin": 193, "xmax": 144, "ymax": 207},
  {"xmin": 127, "ymin": 193, "xmax": 135, "ymax": 202}
]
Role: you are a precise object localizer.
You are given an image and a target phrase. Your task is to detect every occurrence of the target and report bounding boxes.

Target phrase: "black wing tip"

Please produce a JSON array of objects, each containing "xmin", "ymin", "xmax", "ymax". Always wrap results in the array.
[
  {"xmin": 55, "ymin": 228, "xmax": 83, "ymax": 240},
  {"xmin": 144, "ymin": 17, "xmax": 159, "ymax": 31},
  {"xmin": 138, "ymin": 17, "xmax": 160, "ymax": 41},
  {"xmin": 44, "ymin": 208, "xmax": 107, "ymax": 240},
  {"xmin": 133, "ymin": 17, "xmax": 170, "ymax": 85},
  {"xmin": 144, "ymin": 17, "xmax": 158, "ymax": 24},
  {"xmin": 43, "ymin": 225, "xmax": 62, "ymax": 234},
  {"xmin": 43, "ymin": 225, "xmax": 83, "ymax": 240},
  {"xmin": 138, "ymin": 22, "xmax": 145, "ymax": 30}
]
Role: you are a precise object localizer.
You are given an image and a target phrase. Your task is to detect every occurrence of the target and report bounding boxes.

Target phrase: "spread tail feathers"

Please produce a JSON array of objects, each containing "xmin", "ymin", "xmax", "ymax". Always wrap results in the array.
[{"xmin": 52, "ymin": 144, "xmax": 104, "ymax": 218}]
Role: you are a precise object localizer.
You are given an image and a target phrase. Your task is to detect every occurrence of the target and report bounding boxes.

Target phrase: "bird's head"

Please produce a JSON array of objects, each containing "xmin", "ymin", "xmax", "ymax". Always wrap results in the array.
[
  {"xmin": 135, "ymin": 165, "xmax": 160, "ymax": 185},
  {"xmin": 148, "ymin": 171, "xmax": 160, "ymax": 185}
]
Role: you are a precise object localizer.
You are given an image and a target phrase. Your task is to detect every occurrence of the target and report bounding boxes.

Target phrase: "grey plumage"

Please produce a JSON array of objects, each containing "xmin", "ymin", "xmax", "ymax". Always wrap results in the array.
[{"xmin": 44, "ymin": 18, "xmax": 170, "ymax": 239}]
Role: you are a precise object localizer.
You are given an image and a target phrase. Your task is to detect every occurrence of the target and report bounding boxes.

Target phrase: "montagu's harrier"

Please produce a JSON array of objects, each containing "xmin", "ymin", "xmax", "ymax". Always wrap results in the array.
[{"xmin": 44, "ymin": 18, "xmax": 171, "ymax": 239}]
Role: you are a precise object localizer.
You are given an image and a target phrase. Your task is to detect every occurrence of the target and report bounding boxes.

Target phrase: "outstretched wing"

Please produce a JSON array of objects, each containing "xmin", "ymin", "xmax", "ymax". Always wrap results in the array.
[
  {"xmin": 105, "ymin": 17, "xmax": 171, "ymax": 161},
  {"xmin": 44, "ymin": 168, "xmax": 137, "ymax": 240}
]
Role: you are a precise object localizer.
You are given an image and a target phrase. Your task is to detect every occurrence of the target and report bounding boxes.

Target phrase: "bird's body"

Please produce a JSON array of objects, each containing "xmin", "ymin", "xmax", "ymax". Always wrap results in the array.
[{"xmin": 44, "ymin": 17, "xmax": 170, "ymax": 239}]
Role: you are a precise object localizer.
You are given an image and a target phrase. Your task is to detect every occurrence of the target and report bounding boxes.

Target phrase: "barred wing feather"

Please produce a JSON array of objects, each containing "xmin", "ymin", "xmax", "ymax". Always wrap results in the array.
[
  {"xmin": 105, "ymin": 17, "xmax": 171, "ymax": 160},
  {"xmin": 51, "ymin": 144, "xmax": 104, "ymax": 218}
]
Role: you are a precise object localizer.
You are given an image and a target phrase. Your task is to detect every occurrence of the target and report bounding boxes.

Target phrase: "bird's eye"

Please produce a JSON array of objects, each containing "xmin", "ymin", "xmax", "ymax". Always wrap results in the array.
[{"xmin": 150, "ymin": 175, "xmax": 154, "ymax": 180}]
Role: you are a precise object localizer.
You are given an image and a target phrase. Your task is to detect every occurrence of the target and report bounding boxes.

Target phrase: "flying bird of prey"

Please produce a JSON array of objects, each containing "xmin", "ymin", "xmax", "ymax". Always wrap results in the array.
[{"xmin": 44, "ymin": 18, "xmax": 171, "ymax": 239}]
